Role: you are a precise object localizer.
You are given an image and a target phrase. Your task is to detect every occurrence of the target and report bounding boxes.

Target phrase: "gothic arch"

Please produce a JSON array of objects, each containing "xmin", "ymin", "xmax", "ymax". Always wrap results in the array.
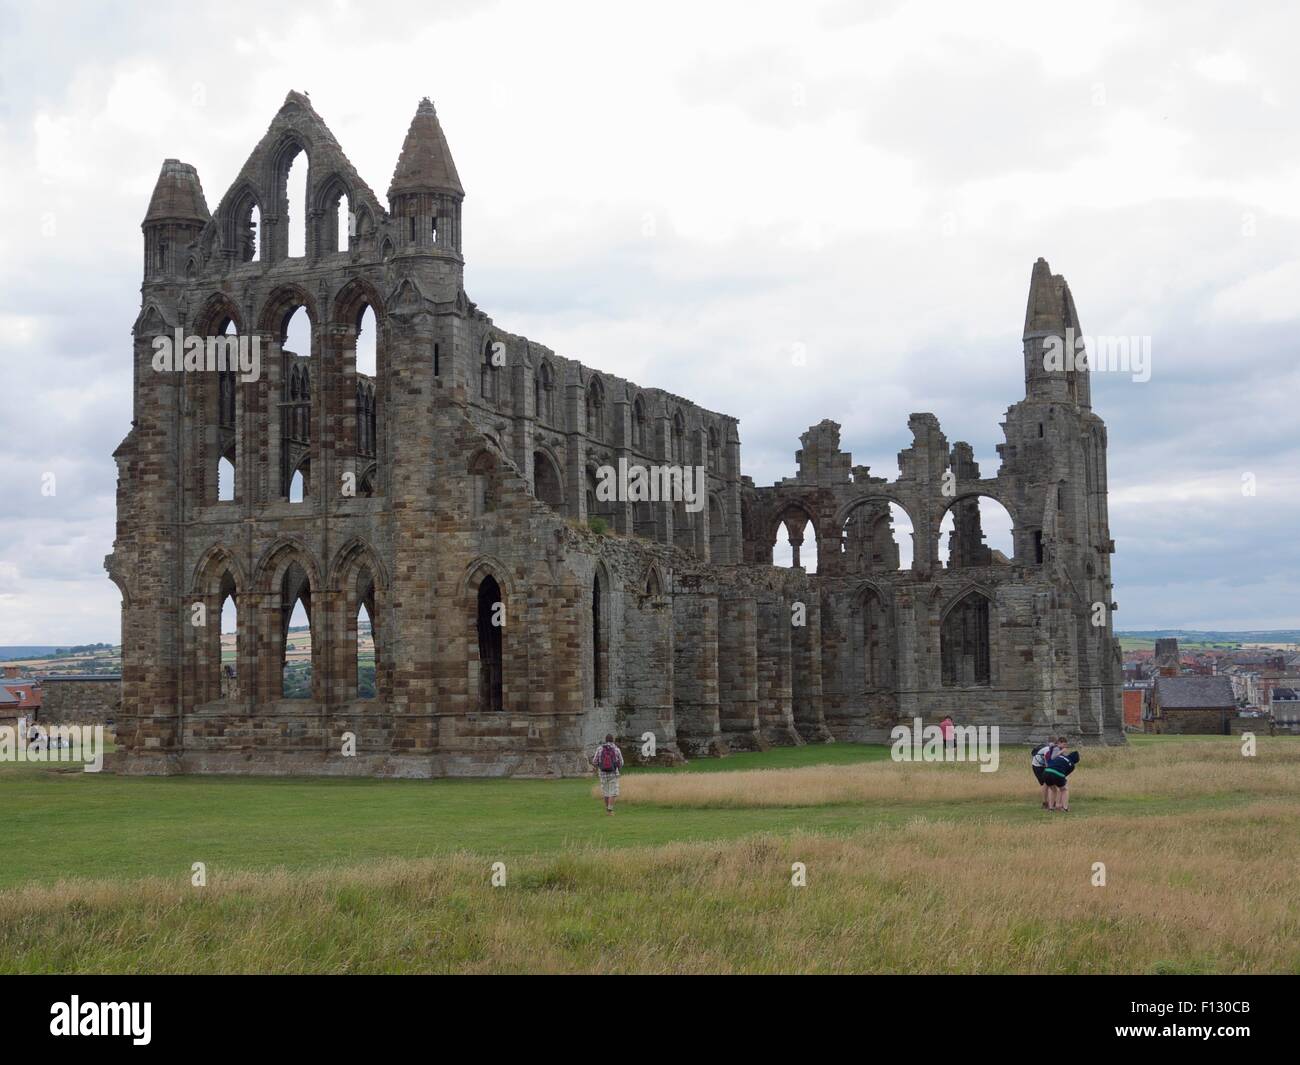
[
  {"xmin": 312, "ymin": 170, "xmax": 352, "ymax": 213},
  {"xmin": 133, "ymin": 303, "xmax": 170, "ymax": 337},
  {"xmin": 642, "ymin": 561, "xmax": 666, "ymax": 595},
  {"xmin": 193, "ymin": 292, "xmax": 244, "ymax": 337},
  {"xmin": 670, "ymin": 407, "xmax": 686, "ymax": 461},
  {"xmin": 532, "ymin": 445, "xmax": 565, "ymax": 508},
  {"xmin": 329, "ymin": 537, "xmax": 386, "ymax": 702},
  {"xmin": 586, "ymin": 374, "xmax": 606, "ymax": 440},
  {"xmin": 333, "ymin": 277, "xmax": 386, "ymax": 329},
  {"xmin": 191, "ymin": 543, "xmax": 247, "ymax": 595},
  {"xmin": 630, "ymin": 392, "xmax": 648, "ymax": 449},
  {"xmin": 852, "ymin": 580, "xmax": 894, "ymax": 691},
  {"xmin": 251, "ymin": 538, "xmax": 321, "ymax": 702},
  {"xmin": 939, "ymin": 586, "xmax": 995, "ymax": 688},
  {"xmin": 462, "ymin": 555, "xmax": 515, "ymax": 601},
  {"xmin": 831, "ymin": 492, "xmax": 914, "ymax": 532},
  {"xmin": 258, "ymin": 284, "xmax": 319, "ymax": 339},
  {"xmin": 328, "ymin": 537, "xmax": 389, "ymax": 592},
  {"xmin": 219, "ymin": 180, "xmax": 265, "ymax": 262},
  {"xmin": 935, "ymin": 489, "xmax": 1019, "ymax": 527},
  {"xmin": 254, "ymin": 537, "xmax": 322, "ymax": 594},
  {"xmin": 940, "ymin": 581, "xmax": 997, "ymax": 621},
  {"xmin": 189, "ymin": 545, "xmax": 244, "ymax": 704},
  {"xmin": 935, "ymin": 492, "xmax": 1018, "ymax": 567},
  {"xmin": 767, "ymin": 500, "xmax": 819, "ymax": 548},
  {"xmin": 591, "ymin": 560, "xmax": 611, "ymax": 702},
  {"xmin": 854, "ymin": 578, "xmax": 894, "ymax": 610},
  {"xmin": 464, "ymin": 557, "xmax": 512, "ymax": 715},
  {"xmin": 534, "ymin": 357, "xmax": 556, "ymax": 423}
]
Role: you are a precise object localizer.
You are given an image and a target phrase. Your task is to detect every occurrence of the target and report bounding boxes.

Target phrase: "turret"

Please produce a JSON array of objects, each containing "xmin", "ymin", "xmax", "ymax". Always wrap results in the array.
[
  {"xmin": 1022, "ymin": 257, "xmax": 1090, "ymax": 409},
  {"xmin": 388, "ymin": 98, "xmax": 464, "ymax": 258},
  {"xmin": 142, "ymin": 159, "xmax": 209, "ymax": 282}
]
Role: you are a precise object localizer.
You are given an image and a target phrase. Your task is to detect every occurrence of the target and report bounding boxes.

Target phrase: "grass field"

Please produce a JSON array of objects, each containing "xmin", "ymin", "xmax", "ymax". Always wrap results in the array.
[{"xmin": 1, "ymin": 736, "xmax": 1297, "ymax": 973}]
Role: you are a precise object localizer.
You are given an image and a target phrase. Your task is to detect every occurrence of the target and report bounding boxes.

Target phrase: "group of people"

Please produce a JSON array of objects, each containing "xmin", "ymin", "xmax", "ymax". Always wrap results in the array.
[
  {"xmin": 589, "ymin": 729, "xmax": 1081, "ymax": 817},
  {"xmin": 1030, "ymin": 737, "xmax": 1079, "ymax": 811}
]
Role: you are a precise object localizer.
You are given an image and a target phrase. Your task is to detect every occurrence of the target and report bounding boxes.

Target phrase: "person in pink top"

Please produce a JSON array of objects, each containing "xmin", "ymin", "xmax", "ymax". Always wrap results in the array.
[{"xmin": 940, "ymin": 716, "xmax": 955, "ymax": 756}]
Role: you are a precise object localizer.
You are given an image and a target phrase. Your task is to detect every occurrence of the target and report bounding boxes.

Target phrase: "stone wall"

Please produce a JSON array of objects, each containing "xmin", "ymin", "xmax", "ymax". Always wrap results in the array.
[
  {"xmin": 1155, "ymin": 708, "xmax": 1231, "ymax": 735},
  {"xmin": 40, "ymin": 677, "xmax": 122, "ymax": 727}
]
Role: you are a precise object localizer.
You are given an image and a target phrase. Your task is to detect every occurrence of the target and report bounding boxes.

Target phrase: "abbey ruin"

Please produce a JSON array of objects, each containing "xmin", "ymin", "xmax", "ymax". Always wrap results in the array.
[{"xmin": 106, "ymin": 92, "xmax": 1124, "ymax": 776}]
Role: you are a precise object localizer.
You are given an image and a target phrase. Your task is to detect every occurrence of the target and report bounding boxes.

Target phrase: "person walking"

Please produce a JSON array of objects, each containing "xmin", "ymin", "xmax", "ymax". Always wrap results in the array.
[{"xmin": 591, "ymin": 733, "xmax": 624, "ymax": 815}]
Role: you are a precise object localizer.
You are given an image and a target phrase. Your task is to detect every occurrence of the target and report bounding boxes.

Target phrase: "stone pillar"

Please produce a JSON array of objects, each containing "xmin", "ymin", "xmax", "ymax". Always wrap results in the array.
[
  {"xmin": 671, "ymin": 592, "xmax": 723, "ymax": 756},
  {"xmin": 756, "ymin": 595, "xmax": 800, "ymax": 745},
  {"xmin": 792, "ymin": 593, "xmax": 831, "ymax": 742},
  {"xmin": 619, "ymin": 590, "xmax": 680, "ymax": 762},
  {"xmin": 896, "ymin": 590, "xmax": 921, "ymax": 731},
  {"xmin": 384, "ymin": 306, "xmax": 439, "ymax": 757},
  {"xmin": 717, "ymin": 595, "xmax": 761, "ymax": 750}
]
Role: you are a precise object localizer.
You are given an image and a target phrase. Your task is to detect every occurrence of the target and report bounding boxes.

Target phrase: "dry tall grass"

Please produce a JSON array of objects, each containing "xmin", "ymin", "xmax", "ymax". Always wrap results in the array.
[
  {"xmin": 609, "ymin": 739, "xmax": 1300, "ymax": 808},
  {"xmin": 4, "ymin": 740, "xmax": 1297, "ymax": 973},
  {"xmin": 2, "ymin": 800, "xmax": 1297, "ymax": 973}
]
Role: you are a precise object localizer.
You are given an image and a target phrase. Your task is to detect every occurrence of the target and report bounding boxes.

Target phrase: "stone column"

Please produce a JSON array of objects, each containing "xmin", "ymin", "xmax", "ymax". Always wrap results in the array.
[
  {"xmin": 672, "ymin": 592, "xmax": 723, "ymax": 756},
  {"xmin": 756, "ymin": 595, "xmax": 800, "ymax": 745},
  {"xmin": 792, "ymin": 593, "xmax": 830, "ymax": 742},
  {"xmin": 717, "ymin": 595, "xmax": 761, "ymax": 750}
]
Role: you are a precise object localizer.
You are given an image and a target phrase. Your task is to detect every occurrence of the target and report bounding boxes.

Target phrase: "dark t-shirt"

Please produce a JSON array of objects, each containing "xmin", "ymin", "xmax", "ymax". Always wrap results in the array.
[{"xmin": 1045, "ymin": 752, "xmax": 1077, "ymax": 778}]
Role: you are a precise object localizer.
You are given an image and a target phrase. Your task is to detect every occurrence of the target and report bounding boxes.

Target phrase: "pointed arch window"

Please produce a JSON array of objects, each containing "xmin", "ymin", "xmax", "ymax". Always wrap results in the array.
[
  {"xmin": 586, "ymin": 378, "xmax": 605, "ymax": 441},
  {"xmin": 632, "ymin": 397, "xmax": 646, "ymax": 449},
  {"xmin": 481, "ymin": 339, "xmax": 500, "ymax": 402},
  {"xmin": 477, "ymin": 575, "xmax": 504, "ymax": 712},
  {"xmin": 941, "ymin": 592, "xmax": 991, "ymax": 687}
]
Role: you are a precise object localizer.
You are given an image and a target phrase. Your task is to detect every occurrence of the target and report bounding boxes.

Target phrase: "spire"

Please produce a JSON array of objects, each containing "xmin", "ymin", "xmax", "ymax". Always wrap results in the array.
[
  {"xmin": 1022, "ymin": 257, "xmax": 1079, "ymax": 339},
  {"xmin": 281, "ymin": 89, "xmax": 314, "ymax": 112},
  {"xmin": 388, "ymin": 97, "xmax": 464, "ymax": 200},
  {"xmin": 143, "ymin": 159, "xmax": 210, "ymax": 226}
]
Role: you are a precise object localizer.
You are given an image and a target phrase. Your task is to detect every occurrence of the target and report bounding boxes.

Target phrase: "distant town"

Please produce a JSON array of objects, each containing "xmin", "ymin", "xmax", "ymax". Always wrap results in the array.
[{"xmin": 1117, "ymin": 632, "xmax": 1300, "ymax": 736}]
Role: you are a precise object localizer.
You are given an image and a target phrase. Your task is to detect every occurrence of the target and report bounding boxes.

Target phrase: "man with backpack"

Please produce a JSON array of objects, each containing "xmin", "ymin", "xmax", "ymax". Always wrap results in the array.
[
  {"xmin": 1031, "ymin": 736, "xmax": 1065, "ymax": 808},
  {"xmin": 591, "ymin": 733, "xmax": 625, "ymax": 815}
]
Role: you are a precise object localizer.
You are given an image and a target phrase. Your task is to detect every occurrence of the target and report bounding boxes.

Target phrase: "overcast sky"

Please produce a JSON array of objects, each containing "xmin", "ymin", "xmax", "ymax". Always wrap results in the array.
[{"xmin": 0, "ymin": 0, "xmax": 1296, "ymax": 643}]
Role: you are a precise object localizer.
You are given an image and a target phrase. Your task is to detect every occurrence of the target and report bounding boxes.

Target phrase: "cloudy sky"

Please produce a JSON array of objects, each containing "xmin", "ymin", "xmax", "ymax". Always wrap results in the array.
[{"xmin": 0, "ymin": 0, "xmax": 1296, "ymax": 643}]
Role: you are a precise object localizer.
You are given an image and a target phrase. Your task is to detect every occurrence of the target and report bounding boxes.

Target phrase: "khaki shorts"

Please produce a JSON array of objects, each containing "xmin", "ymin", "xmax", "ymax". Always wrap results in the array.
[{"xmin": 598, "ymin": 770, "xmax": 620, "ymax": 798}]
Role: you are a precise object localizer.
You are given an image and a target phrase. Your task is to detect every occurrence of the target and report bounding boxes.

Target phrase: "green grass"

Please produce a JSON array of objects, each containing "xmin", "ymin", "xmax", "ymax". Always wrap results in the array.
[
  {"xmin": 0, "ymin": 736, "xmax": 1267, "ymax": 890},
  {"xmin": 3, "ymin": 736, "xmax": 1298, "ymax": 973},
  {"xmin": 0, "ymin": 743, "xmax": 902, "ymax": 889}
]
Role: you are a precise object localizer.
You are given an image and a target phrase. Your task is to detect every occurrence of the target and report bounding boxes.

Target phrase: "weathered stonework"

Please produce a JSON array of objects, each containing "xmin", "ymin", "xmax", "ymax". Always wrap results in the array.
[
  {"xmin": 39, "ymin": 676, "xmax": 122, "ymax": 727},
  {"xmin": 105, "ymin": 93, "xmax": 1123, "ymax": 778}
]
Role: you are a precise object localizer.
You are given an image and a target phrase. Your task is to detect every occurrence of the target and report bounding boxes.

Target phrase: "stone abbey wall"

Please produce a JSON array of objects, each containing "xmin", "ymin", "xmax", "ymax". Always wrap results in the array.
[{"xmin": 105, "ymin": 93, "xmax": 1123, "ymax": 778}]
